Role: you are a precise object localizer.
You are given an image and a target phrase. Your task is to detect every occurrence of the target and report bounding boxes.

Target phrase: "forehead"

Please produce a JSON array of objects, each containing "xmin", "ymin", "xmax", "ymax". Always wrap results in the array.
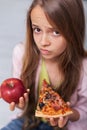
[{"xmin": 30, "ymin": 5, "xmax": 53, "ymax": 28}]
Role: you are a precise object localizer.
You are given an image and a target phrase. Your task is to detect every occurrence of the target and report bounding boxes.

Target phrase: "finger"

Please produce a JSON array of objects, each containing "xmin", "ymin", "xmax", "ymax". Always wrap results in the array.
[
  {"xmin": 58, "ymin": 116, "xmax": 68, "ymax": 128},
  {"xmin": 58, "ymin": 117, "xmax": 64, "ymax": 128},
  {"xmin": 9, "ymin": 102, "xmax": 15, "ymax": 111},
  {"xmin": 50, "ymin": 118, "xmax": 58, "ymax": 126},
  {"xmin": 26, "ymin": 89, "xmax": 30, "ymax": 93},
  {"xmin": 24, "ymin": 92, "xmax": 29, "ymax": 103},
  {"xmin": 18, "ymin": 97, "xmax": 25, "ymax": 109},
  {"xmin": 18, "ymin": 89, "xmax": 29, "ymax": 108},
  {"xmin": 66, "ymin": 102, "xmax": 71, "ymax": 107}
]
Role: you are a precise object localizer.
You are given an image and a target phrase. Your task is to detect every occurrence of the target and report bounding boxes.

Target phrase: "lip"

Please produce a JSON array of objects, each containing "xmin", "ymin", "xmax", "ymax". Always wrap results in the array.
[{"xmin": 40, "ymin": 48, "xmax": 50, "ymax": 55}]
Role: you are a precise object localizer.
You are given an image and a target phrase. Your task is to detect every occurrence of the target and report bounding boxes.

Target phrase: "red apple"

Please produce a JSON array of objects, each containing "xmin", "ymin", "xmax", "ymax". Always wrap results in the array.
[{"xmin": 0, "ymin": 78, "xmax": 26, "ymax": 103}]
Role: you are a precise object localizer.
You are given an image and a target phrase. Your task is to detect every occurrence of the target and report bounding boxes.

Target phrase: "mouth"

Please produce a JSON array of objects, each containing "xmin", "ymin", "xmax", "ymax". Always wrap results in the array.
[{"xmin": 40, "ymin": 48, "xmax": 50, "ymax": 55}]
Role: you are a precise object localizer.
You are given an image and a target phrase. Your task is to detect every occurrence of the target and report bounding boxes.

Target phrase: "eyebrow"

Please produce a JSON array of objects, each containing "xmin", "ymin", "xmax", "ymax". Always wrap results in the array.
[
  {"xmin": 32, "ymin": 24, "xmax": 39, "ymax": 27},
  {"xmin": 32, "ymin": 24, "xmax": 58, "ymax": 31}
]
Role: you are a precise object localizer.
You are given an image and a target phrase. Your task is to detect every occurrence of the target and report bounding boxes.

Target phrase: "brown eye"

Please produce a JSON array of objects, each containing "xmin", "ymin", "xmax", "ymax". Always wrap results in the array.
[
  {"xmin": 33, "ymin": 27, "xmax": 41, "ymax": 33},
  {"xmin": 53, "ymin": 30, "xmax": 60, "ymax": 36}
]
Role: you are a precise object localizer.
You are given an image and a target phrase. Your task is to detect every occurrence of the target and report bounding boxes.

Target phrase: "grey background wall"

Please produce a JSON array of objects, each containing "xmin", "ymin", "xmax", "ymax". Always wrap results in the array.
[
  {"xmin": 0, "ymin": 0, "xmax": 32, "ymax": 128},
  {"xmin": 0, "ymin": 0, "xmax": 87, "ymax": 128}
]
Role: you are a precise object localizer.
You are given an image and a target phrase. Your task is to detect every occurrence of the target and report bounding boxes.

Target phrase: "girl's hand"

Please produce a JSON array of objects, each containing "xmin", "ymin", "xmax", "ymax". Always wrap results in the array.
[
  {"xmin": 46, "ymin": 102, "xmax": 70, "ymax": 128},
  {"xmin": 49, "ymin": 116, "xmax": 68, "ymax": 128},
  {"xmin": 9, "ymin": 89, "xmax": 29, "ymax": 111}
]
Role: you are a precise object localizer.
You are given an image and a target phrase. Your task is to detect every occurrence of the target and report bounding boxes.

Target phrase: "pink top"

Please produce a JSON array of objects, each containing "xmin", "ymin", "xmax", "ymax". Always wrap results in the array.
[{"xmin": 12, "ymin": 43, "xmax": 87, "ymax": 130}]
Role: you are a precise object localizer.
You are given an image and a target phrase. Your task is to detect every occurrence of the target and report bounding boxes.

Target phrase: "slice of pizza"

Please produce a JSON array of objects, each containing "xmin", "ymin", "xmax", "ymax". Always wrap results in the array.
[{"xmin": 35, "ymin": 79, "xmax": 73, "ymax": 118}]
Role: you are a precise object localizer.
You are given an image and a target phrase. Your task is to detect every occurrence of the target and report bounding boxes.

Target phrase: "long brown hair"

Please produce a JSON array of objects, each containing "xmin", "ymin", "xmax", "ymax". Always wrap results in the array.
[{"xmin": 20, "ymin": 0, "xmax": 87, "ymax": 129}]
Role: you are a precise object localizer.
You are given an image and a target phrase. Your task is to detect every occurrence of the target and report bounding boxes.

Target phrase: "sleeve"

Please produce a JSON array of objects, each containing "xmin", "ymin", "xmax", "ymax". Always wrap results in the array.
[
  {"xmin": 72, "ymin": 59, "xmax": 87, "ymax": 121},
  {"xmin": 12, "ymin": 42, "xmax": 24, "ymax": 79}
]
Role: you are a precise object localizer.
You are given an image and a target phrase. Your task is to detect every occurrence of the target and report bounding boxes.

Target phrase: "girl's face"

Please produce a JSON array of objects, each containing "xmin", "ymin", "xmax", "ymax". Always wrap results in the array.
[{"xmin": 31, "ymin": 5, "xmax": 67, "ymax": 61}]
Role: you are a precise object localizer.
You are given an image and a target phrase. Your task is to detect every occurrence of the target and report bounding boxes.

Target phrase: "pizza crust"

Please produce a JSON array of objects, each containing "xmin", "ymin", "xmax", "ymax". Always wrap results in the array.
[{"xmin": 35, "ymin": 110, "xmax": 73, "ymax": 118}]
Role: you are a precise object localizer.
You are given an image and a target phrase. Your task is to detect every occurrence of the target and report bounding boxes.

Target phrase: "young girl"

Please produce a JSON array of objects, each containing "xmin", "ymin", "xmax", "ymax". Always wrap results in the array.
[{"xmin": 1, "ymin": 0, "xmax": 87, "ymax": 130}]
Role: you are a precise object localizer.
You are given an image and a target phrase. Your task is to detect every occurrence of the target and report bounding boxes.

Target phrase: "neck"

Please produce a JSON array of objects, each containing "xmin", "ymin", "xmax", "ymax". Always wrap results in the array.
[
  {"xmin": 43, "ymin": 58, "xmax": 64, "ymax": 88},
  {"xmin": 43, "ymin": 58, "xmax": 59, "ymax": 67}
]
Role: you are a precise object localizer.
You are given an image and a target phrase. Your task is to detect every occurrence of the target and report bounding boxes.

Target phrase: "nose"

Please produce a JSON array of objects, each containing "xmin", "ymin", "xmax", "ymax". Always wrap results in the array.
[{"xmin": 40, "ymin": 34, "xmax": 50, "ymax": 46}]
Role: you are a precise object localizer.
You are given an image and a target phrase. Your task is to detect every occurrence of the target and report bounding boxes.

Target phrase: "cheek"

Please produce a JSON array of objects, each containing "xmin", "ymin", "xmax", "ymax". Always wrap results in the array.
[
  {"xmin": 61, "ymin": 41, "xmax": 67, "ymax": 51},
  {"xmin": 33, "ymin": 34, "xmax": 41, "ymax": 46},
  {"xmin": 55, "ymin": 39, "xmax": 67, "ymax": 54}
]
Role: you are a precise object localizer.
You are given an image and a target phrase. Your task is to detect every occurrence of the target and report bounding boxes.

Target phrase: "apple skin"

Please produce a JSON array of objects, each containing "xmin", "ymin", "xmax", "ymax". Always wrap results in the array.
[{"xmin": 0, "ymin": 78, "xmax": 26, "ymax": 104}]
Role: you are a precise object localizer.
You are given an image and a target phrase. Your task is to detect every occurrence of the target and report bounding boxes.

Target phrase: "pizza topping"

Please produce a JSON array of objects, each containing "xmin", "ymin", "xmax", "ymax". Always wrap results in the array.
[
  {"xmin": 39, "ymin": 102, "xmax": 45, "ymax": 110},
  {"xmin": 51, "ymin": 103, "xmax": 61, "ymax": 111},
  {"xmin": 45, "ymin": 92, "xmax": 51, "ymax": 99}
]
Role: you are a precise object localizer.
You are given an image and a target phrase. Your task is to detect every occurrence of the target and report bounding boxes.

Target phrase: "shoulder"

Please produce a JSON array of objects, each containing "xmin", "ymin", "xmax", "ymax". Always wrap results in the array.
[
  {"xmin": 13, "ymin": 42, "xmax": 25, "ymax": 55},
  {"xmin": 12, "ymin": 42, "xmax": 25, "ymax": 67},
  {"xmin": 81, "ymin": 58, "xmax": 87, "ymax": 75},
  {"xmin": 12, "ymin": 42, "xmax": 25, "ymax": 78},
  {"xmin": 12, "ymin": 42, "xmax": 25, "ymax": 60},
  {"xmin": 78, "ymin": 58, "xmax": 87, "ymax": 88}
]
